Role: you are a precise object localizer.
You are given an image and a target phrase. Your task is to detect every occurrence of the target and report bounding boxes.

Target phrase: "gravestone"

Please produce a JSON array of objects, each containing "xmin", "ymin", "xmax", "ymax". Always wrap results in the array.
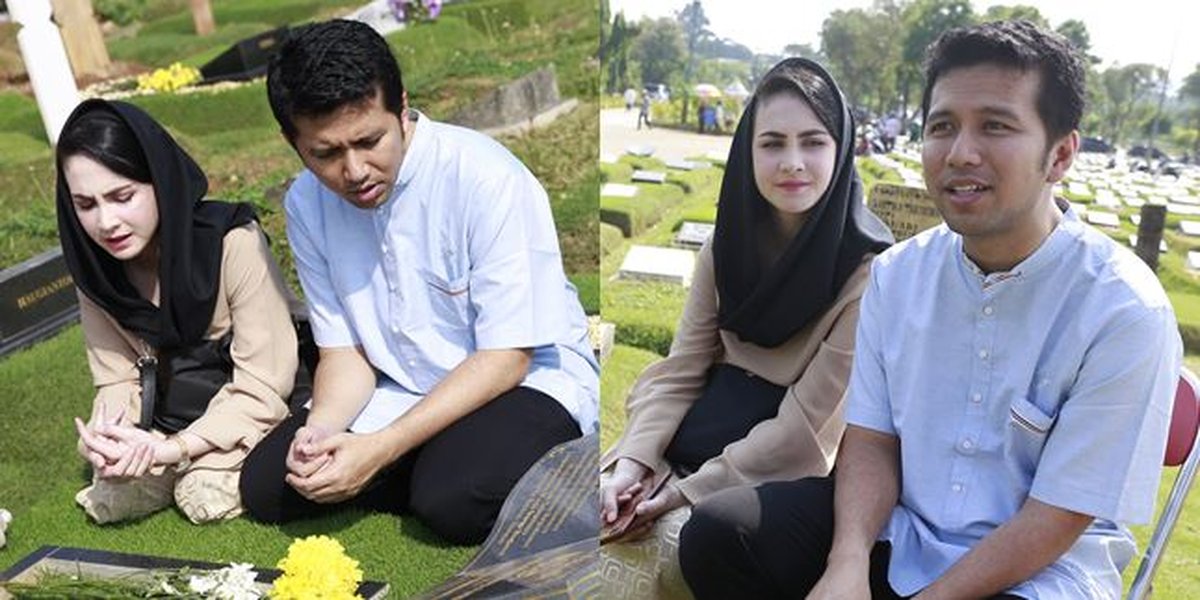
[
  {"xmin": 0, "ymin": 546, "xmax": 389, "ymax": 599},
  {"xmin": 1128, "ymin": 235, "xmax": 1167, "ymax": 253},
  {"xmin": 1085, "ymin": 211, "xmax": 1120, "ymax": 228},
  {"xmin": 618, "ymin": 246, "xmax": 696, "ymax": 287},
  {"xmin": 199, "ymin": 27, "xmax": 288, "ymax": 84},
  {"xmin": 1187, "ymin": 251, "xmax": 1200, "ymax": 272},
  {"xmin": 626, "ymin": 145, "xmax": 655, "ymax": 157},
  {"xmin": 866, "ymin": 183, "xmax": 942, "ymax": 241},
  {"xmin": 450, "ymin": 67, "xmax": 574, "ymax": 136},
  {"xmin": 1135, "ymin": 203, "xmax": 1167, "ymax": 271},
  {"xmin": 675, "ymin": 221, "xmax": 714, "ymax": 249},
  {"xmin": 1180, "ymin": 220, "xmax": 1200, "ymax": 237},
  {"xmin": 0, "ymin": 247, "xmax": 79, "ymax": 359},
  {"xmin": 419, "ymin": 434, "xmax": 600, "ymax": 599},
  {"xmin": 665, "ymin": 159, "xmax": 698, "ymax": 171},
  {"xmin": 600, "ymin": 153, "xmax": 618, "ymax": 164},
  {"xmin": 588, "ymin": 317, "xmax": 615, "ymax": 364},
  {"xmin": 1130, "ymin": 214, "xmax": 1141, "ymax": 226},
  {"xmin": 601, "ymin": 183, "xmax": 638, "ymax": 198},
  {"xmin": 631, "ymin": 170, "xmax": 667, "ymax": 184}
]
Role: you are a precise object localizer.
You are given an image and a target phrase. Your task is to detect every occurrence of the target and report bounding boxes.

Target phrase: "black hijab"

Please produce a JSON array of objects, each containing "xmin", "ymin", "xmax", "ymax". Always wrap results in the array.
[
  {"xmin": 713, "ymin": 58, "xmax": 893, "ymax": 348},
  {"xmin": 56, "ymin": 99, "xmax": 256, "ymax": 350}
]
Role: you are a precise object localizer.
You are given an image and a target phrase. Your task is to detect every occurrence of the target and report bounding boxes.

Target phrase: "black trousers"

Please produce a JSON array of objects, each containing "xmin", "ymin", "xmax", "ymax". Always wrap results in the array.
[
  {"xmin": 239, "ymin": 386, "xmax": 580, "ymax": 545},
  {"xmin": 679, "ymin": 477, "xmax": 1025, "ymax": 599}
]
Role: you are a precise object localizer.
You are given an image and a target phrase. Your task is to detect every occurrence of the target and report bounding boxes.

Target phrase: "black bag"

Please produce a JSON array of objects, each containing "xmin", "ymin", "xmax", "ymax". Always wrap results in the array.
[{"xmin": 136, "ymin": 316, "xmax": 318, "ymax": 434}]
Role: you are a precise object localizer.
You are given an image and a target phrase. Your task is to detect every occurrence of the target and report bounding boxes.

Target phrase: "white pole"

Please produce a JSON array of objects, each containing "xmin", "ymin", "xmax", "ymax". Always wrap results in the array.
[{"xmin": 10, "ymin": 0, "xmax": 80, "ymax": 146}]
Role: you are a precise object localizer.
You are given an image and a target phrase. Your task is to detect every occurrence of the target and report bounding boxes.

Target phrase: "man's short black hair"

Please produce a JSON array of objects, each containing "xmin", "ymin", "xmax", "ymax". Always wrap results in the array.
[
  {"xmin": 267, "ymin": 19, "xmax": 405, "ymax": 141},
  {"xmin": 921, "ymin": 19, "xmax": 1085, "ymax": 144}
]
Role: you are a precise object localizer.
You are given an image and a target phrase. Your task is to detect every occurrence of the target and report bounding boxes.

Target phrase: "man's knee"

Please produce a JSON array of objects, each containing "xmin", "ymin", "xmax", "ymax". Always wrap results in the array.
[
  {"xmin": 237, "ymin": 444, "xmax": 288, "ymax": 524},
  {"xmin": 409, "ymin": 480, "xmax": 498, "ymax": 545}
]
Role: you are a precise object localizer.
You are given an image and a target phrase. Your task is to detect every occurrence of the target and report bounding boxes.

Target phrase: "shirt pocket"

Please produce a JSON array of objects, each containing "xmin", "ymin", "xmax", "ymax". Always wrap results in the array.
[
  {"xmin": 418, "ymin": 267, "xmax": 472, "ymax": 332},
  {"xmin": 1005, "ymin": 396, "xmax": 1057, "ymax": 474}
]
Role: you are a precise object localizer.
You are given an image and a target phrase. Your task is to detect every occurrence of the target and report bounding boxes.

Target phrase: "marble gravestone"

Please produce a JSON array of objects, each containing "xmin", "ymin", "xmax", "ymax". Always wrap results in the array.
[
  {"xmin": 866, "ymin": 183, "xmax": 942, "ymax": 241},
  {"xmin": 618, "ymin": 245, "xmax": 696, "ymax": 287},
  {"xmin": 0, "ymin": 247, "xmax": 79, "ymax": 359}
]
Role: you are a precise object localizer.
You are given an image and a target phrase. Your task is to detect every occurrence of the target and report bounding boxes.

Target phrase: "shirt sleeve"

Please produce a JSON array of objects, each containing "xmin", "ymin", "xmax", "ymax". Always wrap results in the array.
[
  {"xmin": 674, "ymin": 291, "xmax": 861, "ymax": 504},
  {"xmin": 605, "ymin": 242, "xmax": 723, "ymax": 475},
  {"xmin": 844, "ymin": 258, "xmax": 896, "ymax": 435},
  {"xmin": 182, "ymin": 225, "xmax": 295, "ymax": 461},
  {"xmin": 466, "ymin": 164, "xmax": 569, "ymax": 350},
  {"xmin": 284, "ymin": 180, "xmax": 359, "ymax": 348},
  {"xmin": 1030, "ymin": 305, "xmax": 1181, "ymax": 524}
]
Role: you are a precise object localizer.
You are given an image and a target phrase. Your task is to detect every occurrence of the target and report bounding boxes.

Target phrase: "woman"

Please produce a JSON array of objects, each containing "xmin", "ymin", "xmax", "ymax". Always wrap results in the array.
[
  {"xmin": 56, "ymin": 99, "xmax": 299, "ymax": 524},
  {"xmin": 599, "ymin": 58, "xmax": 892, "ymax": 596}
]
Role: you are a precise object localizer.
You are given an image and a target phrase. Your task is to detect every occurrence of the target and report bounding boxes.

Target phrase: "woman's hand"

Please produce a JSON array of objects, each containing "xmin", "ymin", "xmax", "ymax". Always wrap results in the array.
[
  {"xmin": 600, "ymin": 457, "xmax": 653, "ymax": 526},
  {"xmin": 626, "ymin": 482, "xmax": 689, "ymax": 536},
  {"xmin": 74, "ymin": 417, "xmax": 159, "ymax": 479}
]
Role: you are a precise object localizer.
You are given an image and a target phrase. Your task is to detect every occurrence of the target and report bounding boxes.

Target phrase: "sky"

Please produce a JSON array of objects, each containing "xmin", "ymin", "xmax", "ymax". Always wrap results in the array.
[{"xmin": 608, "ymin": 0, "xmax": 1200, "ymax": 86}]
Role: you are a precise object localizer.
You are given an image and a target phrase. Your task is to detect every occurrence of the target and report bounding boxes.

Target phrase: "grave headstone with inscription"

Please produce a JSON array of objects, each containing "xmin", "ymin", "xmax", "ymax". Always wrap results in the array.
[
  {"xmin": 866, "ymin": 183, "xmax": 942, "ymax": 241},
  {"xmin": 0, "ymin": 247, "xmax": 79, "ymax": 359}
]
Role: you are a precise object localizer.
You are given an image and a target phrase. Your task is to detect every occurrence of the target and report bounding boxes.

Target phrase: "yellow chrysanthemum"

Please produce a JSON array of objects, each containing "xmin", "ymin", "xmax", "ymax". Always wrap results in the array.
[
  {"xmin": 269, "ymin": 535, "xmax": 363, "ymax": 600},
  {"xmin": 136, "ymin": 63, "xmax": 201, "ymax": 94}
]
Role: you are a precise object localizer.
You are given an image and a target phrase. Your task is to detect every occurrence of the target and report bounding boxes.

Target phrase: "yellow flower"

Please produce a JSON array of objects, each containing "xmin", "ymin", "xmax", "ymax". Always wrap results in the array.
[
  {"xmin": 269, "ymin": 535, "xmax": 363, "ymax": 600},
  {"xmin": 136, "ymin": 62, "xmax": 201, "ymax": 94}
]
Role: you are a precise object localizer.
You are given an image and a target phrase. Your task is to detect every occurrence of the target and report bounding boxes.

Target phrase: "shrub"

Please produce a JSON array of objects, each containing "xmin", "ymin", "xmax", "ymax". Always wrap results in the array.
[{"xmin": 95, "ymin": 0, "xmax": 148, "ymax": 26}]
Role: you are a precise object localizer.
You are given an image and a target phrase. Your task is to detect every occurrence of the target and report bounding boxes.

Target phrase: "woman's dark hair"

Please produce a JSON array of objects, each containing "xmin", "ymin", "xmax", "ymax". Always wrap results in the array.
[
  {"xmin": 753, "ymin": 59, "xmax": 842, "ymax": 144},
  {"xmin": 267, "ymin": 19, "xmax": 406, "ymax": 141},
  {"xmin": 56, "ymin": 107, "xmax": 152, "ymax": 183}
]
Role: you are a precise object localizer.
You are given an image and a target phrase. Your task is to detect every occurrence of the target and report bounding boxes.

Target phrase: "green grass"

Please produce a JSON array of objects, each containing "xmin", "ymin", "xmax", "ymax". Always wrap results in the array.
[
  {"xmin": 599, "ymin": 344, "xmax": 662, "ymax": 452},
  {"xmin": 0, "ymin": 325, "xmax": 476, "ymax": 596}
]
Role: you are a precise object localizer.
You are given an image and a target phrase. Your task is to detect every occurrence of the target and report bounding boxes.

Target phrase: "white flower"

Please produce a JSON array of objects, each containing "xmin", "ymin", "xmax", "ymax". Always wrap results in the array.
[{"xmin": 188, "ymin": 563, "xmax": 261, "ymax": 599}]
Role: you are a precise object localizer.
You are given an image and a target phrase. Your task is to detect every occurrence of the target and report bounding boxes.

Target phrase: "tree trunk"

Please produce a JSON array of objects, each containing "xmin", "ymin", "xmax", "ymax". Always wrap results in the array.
[{"xmin": 190, "ymin": 0, "xmax": 215, "ymax": 36}]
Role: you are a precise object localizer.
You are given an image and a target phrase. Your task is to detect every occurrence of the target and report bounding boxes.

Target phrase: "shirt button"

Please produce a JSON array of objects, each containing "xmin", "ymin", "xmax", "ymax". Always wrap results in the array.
[
  {"xmin": 983, "ymin": 305, "xmax": 994, "ymax": 316},
  {"xmin": 382, "ymin": 245, "xmax": 389, "ymax": 254},
  {"xmin": 407, "ymin": 359, "xmax": 416, "ymax": 367},
  {"xmin": 960, "ymin": 438, "xmax": 974, "ymax": 451},
  {"xmin": 978, "ymin": 349, "xmax": 989, "ymax": 360},
  {"xmin": 951, "ymin": 483, "xmax": 964, "ymax": 493},
  {"xmin": 971, "ymin": 392, "xmax": 982, "ymax": 403},
  {"xmin": 390, "ymin": 324, "xmax": 400, "ymax": 333}
]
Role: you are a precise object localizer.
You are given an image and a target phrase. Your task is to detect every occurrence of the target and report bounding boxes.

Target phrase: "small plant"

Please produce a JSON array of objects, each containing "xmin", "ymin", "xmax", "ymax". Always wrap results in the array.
[{"xmin": 388, "ymin": 0, "xmax": 443, "ymax": 23}]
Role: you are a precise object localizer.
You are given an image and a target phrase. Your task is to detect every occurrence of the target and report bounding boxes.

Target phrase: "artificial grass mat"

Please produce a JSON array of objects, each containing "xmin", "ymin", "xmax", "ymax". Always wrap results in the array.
[{"xmin": 0, "ymin": 325, "xmax": 476, "ymax": 598}]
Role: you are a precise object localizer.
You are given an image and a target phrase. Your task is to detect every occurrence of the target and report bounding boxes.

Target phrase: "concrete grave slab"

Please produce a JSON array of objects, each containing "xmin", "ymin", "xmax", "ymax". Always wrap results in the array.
[
  {"xmin": 1181, "ymin": 220, "xmax": 1200, "ymax": 237},
  {"xmin": 631, "ymin": 170, "xmax": 667, "ymax": 184},
  {"xmin": 675, "ymin": 221, "xmax": 715, "ymax": 248},
  {"xmin": 1085, "ymin": 211, "xmax": 1120, "ymax": 228},
  {"xmin": 1129, "ymin": 234, "xmax": 1168, "ymax": 253},
  {"xmin": 618, "ymin": 245, "xmax": 697, "ymax": 287},
  {"xmin": 626, "ymin": 145, "xmax": 655, "ymax": 157},
  {"xmin": 601, "ymin": 183, "xmax": 638, "ymax": 198}
]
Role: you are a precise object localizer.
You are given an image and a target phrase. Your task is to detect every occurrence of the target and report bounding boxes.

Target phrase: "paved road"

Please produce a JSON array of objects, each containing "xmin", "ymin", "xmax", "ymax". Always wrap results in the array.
[{"xmin": 600, "ymin": 108, "xmax": 732, "ymax": 164}]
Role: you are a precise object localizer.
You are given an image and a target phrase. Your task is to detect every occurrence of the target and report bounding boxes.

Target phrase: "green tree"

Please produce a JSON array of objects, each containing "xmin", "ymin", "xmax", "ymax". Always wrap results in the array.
[
  {"xmin": 900, "ymin": 0, "xmax": 974, "ymax": 121},
  {"xmin": 982, "ymin": 4, "xmax": 1049, "ymax": 28},
  {"xmin": 633, "ymin": 17, "xmax": 686, "ymax": 90},
  {"xmin": 677, "ymin": 1, "xmax": 713, "ymax": 126},
  {"xmin": 782, "ymin": 43, "xmax": 821, "ymax": 61},
  {"xmin": 1178, "ymin": 64, "xmax": 1200, "ymax": 157},
  {"xmin": 1055, "ymin": 19, "xmax": 1094, "ymax": 61},
  {"xmin": 820, "ymin": 8, "xmax": 897, "ymax": 115},
  {"xmin": 1097, "ymin": 63, "xmax": 1163, "ymax": 146},
  {"xmin": 602, "ymin": 11, "xmax": 640, "ymax": 93}
]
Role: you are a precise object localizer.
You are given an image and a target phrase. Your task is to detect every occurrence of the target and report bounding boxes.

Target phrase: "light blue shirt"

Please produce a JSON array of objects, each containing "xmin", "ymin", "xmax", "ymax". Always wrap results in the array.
[
  {"xmin": 846, "ymin": 204, "xmax": 1180, "ymax": 599},
  {"xmin": 284, "ymin": 112, "xmax": 599, "ymax": 435}
]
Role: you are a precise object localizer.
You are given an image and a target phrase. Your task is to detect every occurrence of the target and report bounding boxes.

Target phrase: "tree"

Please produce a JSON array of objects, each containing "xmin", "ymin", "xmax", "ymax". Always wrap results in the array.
[
  {"xmin": 1179, "ymin": 64, "xmax": 1200, "ymax": 158},
  {"xmin": 820, "ymin": 8, "xmax": 897, "ymax": 116},
  {"xmin": 676, "ymin": 1, "xmax": 713, "ymax": 125},
  {"xmin": 899, "ymin": 0, "xmax": 974, "ymax": 121},
  {"xmin": 1055, "ymin": 19, "xmax": 1094, "ymax": 61},
  {"xmin": 782, "ymin": 43, "xmax": 821, "ymax": 61},
  {"xmin": 602, "ymin": 11, "xmax": 640, "ymax": 93},
  {"xmin": 981, "ymin": 4, "xmax": 1049, "ymax": 28},
  {"xmin": 633, "ymin": 17, "xmax": 685, "ymax": 90},
  {"xmin": 1096, "ymin": 63, "xmax": 1163, "ymax": 146}
]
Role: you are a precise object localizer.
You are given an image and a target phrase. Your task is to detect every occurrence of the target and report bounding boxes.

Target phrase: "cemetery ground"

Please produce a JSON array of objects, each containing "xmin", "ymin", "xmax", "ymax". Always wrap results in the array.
[
  {"xmin": 598, "ymin": 141, "xmax": 1200, "ymax": 597},
  {"xmin": 0, "ymin": 0, "xmax": 599, "ymax": 594}
]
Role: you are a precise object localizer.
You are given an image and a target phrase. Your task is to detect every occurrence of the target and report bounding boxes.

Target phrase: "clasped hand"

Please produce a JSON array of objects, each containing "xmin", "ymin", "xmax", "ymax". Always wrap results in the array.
[
  {"xmin": 284, "ymin": 425, "xmax": 388, "ymax": 503},
  {"xmin": 600, "ymin": 457, "xmax": 688, "ymax": 541},
  {"xmin": 74, "ymin": 407, "xmax": 169, "ymax": 480}
]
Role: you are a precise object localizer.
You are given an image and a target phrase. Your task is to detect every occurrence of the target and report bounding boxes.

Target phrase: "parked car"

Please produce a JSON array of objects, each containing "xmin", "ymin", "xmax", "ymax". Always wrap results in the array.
[
  {"xmin": 1080, "ymin": 136, "xmax": 1114, "ymax": 154},
  {"xmin": 1128, "ymin": 145, "xmax": 1169, "ymax": 161}
]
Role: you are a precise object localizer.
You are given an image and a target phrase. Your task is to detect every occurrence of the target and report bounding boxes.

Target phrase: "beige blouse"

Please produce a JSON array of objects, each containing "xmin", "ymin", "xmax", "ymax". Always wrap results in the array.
[
  {"xmin": 79, "ymin": 222, "xmax": 297, "ymax": 470},
  {"xmin": 604, "ymin": 240, "xmax": 872, "ymax": 505}
]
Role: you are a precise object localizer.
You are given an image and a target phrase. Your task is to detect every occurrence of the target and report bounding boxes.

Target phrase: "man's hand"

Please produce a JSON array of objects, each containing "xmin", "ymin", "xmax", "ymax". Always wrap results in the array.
[
  {"xmin": 286, "ymin": 424, "xmax": 334, "ymax": 478},
  {"xmin": 285, "ymin": 431, "xmax": 390, "ymax": 503},
  {"xmin": 806, "ymin": 553, "xmax": 872, "ymax": 600}
]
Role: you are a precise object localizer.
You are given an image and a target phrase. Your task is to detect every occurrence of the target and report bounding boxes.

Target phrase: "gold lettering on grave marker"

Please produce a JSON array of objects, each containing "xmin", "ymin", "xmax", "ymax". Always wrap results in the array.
[
  {"xmin": 15, "ymin": 275, "xmax": 73, "ymax": 311},
  {"xmin": 868, "ymin": 183, "xmax": 944, "ymax": 241}
]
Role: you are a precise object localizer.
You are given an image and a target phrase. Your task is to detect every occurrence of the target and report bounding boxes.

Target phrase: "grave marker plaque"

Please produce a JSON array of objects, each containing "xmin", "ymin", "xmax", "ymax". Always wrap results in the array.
[
  {"xmin": 631, "ymin": 170, "xmax": 667, "ymax": 184},
  {"xmin": 618, "ymin": 245, "xmax": 696, "ymax": 287},
  {"xmin": 866, "ymin": 183, "xmax": 942, "ymax": 241},
  {"xmin": 675, "ymin": 221, "xmax": 714, "ymax": 249},
  {"xmin": 0, "ymin": 247, "xmax": 79, "ymax": 359},
  {"xmin": 601, "ymin": 183, "xmax": 638, "ymax": 198}
]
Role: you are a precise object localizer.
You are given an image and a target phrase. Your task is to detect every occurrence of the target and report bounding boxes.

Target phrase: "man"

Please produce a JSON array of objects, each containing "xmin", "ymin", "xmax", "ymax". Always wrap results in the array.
[
  {"xmin": 678, "ymin": 20, "xmax": 1180, "ymax": 599},
  {"xmin": 238, "ymin": 19, "xmax": 599, "ymax": 545}
]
